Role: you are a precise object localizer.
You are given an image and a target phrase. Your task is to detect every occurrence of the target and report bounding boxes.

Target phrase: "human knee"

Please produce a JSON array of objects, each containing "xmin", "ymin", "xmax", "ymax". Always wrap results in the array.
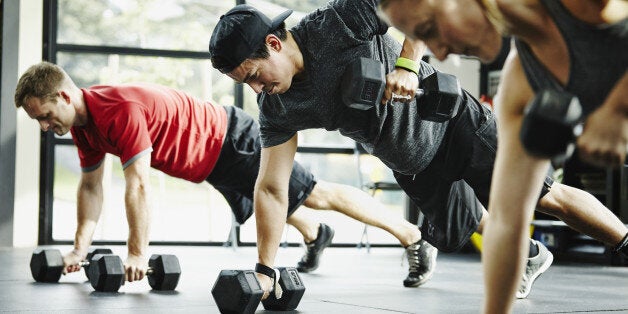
[
  {"xmin": 537, "ymin": 183, "xmax": 571, "ymax": 217},
  {"xmin": 303, "ymin": 181, "xmax": 333, "ymax": 209}
]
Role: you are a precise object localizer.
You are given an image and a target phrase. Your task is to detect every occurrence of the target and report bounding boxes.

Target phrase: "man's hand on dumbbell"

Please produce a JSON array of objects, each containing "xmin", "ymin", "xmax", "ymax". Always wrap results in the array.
[
  {"xmin": 577, "ymin": 104, "xmax": 628, "ymax": 168},
  {"xmin": 342, "ymin": 58, "xmax": 462, "ymax": 121},
  {"xmin": 62, "ymin": 249, "xmax": 86, "ymax": 274},
  {"xmin": 255, "ymin": 272, "xmax": 275, "ymax": 300},
  {"xmin": 381, "ymin": 68, "xmax": 419, "ymax": 104},
  {"xmin": 124, "ymin": 254, "xmax": 149, "ymax": 282}
]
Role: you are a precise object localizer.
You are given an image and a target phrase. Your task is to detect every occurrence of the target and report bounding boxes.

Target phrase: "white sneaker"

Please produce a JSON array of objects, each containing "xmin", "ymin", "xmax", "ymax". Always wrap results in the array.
[{"xmin": 516, "ymin": 240, "xmax": 553, "ymax": 299}]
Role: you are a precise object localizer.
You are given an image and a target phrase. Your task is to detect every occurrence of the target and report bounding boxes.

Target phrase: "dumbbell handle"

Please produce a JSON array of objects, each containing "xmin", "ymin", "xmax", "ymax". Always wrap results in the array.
[
  {"xmin": 78, "ymin": 259, "xmax": 154, "ymax": 275},
  {"xmin": 391, "ymin": 89, "xmax": 425, "ymax": 102}
]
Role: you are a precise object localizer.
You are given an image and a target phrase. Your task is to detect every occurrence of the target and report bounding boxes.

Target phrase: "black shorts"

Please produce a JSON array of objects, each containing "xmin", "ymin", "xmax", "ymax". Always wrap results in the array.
[
  {"xmin": 206, "ymin": 106, "xmax": 316, "ymax": 224},
  {"xmin": 395, "ymin": 95, "xmax": 554, "ymax": 252}
]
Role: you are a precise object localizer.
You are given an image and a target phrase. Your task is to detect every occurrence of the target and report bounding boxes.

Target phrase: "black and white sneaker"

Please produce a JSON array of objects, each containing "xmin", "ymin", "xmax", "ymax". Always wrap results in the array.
[
  {"xmin": 296, "ymin": 223, "xmax": 335, "ymax": 273},
  {"xmin": 403, "ymin": 239, "xmax": 438, "ymax": 287}
]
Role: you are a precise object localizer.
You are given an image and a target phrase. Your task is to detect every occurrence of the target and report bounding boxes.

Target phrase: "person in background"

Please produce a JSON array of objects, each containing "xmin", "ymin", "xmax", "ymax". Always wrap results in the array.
[{"xmin": 15, "ymin": 61, "xmax": 428, "ymax": 282}]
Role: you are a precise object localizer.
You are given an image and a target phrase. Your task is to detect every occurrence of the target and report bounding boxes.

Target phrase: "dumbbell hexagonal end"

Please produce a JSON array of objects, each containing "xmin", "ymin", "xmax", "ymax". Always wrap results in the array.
[
  {"xmin": 261, "ymin": 267, "xmax": 305, "ymax": 311},
  {"xmin": 341, "ymin": 57, "xmax": 385, "ymax": 110},
  {"xmin": 30, "ymin": 249, "xmax": 63, "ymax": 283},
  {"xmin": 148, "ymin": 254, "xmax": 181, "ymax": 291},
  {"xmin": 418, "ymin": 72, "xmax": 462, "ymax": 122},
  {"xmin": 88, "ymin": 254, "xmax": 124, "ymax": 292},
  {"xmin": 521, "ymin": 89, "xmax": 582, "ymax": 159},
  {"xmin": 84, "ymin": 248, "xmax": 113, "ymax": 281},
  {"xmin": 212, "ymin": 270, "xmax": 263, "ymax": 314}
]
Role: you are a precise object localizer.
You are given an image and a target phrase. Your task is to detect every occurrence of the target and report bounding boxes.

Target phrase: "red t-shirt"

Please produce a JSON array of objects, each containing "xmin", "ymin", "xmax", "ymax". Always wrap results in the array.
[{"xmin": 71, "ymin": 84, "xmax": 228, "ymax": 183}]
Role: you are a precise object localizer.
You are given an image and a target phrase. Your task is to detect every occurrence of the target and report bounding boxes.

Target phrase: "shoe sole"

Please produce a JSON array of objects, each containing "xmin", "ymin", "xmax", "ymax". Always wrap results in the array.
[
  {"xmin": 516, "ymin": 251, "xmax": 554, "ymax": 299},
  {"xmin": 403, "ymin": 247, "xmax": 438, "ymax": 288},
  {"xmin": 297, "ymin": 228, "xmax": 335, "ymax": 273}
]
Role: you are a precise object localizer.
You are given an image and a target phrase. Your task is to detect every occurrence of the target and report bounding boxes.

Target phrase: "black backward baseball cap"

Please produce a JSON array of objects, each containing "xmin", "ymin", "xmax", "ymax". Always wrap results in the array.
[{"xmin": 209, "ymin": 4, "xmax": 293, "ymax": 74}]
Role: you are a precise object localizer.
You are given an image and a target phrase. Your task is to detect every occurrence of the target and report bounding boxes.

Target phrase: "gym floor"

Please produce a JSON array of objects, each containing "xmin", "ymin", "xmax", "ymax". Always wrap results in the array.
[{"xmin": 1, "ymin": 245, "xmax": 626, "ymax": 313}]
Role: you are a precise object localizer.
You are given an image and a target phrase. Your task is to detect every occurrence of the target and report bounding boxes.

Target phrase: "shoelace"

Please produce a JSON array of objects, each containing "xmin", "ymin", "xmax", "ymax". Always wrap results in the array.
[{"xmin": 401, "ymin": 243, "xmax": 421, "ymax": 272}]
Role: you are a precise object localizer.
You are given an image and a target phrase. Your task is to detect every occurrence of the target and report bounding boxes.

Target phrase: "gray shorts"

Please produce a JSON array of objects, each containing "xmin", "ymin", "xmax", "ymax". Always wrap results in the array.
[
  {"xmin": 206, "ymin": 106, "xmax": 316, "ymax": 224},
  {"xmin": 395, "ymin": 96, "xmax": 553, "ymax": 252}
]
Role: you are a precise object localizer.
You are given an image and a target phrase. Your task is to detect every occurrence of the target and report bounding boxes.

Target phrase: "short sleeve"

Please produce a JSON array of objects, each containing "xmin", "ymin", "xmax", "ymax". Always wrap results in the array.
[{"xmin": 107, "ymin": 103, "xmax": 153, "ymax": 168}]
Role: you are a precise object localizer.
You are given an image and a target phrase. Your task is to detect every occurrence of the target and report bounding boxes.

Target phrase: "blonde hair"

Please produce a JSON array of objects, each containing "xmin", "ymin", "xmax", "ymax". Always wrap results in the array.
[
  {"xmin": 480, "ymin": 0, "xmax": 510, "ymax": 35},
  {"xmin": 14, "ymin": 62, "xmax": 69, "ymax": 108}
]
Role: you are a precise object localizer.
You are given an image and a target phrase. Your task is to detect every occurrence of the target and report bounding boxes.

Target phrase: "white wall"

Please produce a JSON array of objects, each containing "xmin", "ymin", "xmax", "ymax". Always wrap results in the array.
[
  {"xmin": 13, "ymin": 0, "xmax": 43, "ymax": 247},
  {"xmin": 0, "ymin": 0, "xmax": 44, "ymax": 248}
]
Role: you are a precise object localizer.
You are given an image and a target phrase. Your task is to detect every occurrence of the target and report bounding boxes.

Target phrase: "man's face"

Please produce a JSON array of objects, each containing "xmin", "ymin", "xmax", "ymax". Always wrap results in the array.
[
  {"xmin": 227, "ymin": 49, "xmax": 295, "ymax": 95},
  {"xmin": 23, "ymin": 93, "xmax": 74, "ymax": 136},
  {"xmin": 381, "ymin": 0, "xmax": 502, "ymax": 63}
]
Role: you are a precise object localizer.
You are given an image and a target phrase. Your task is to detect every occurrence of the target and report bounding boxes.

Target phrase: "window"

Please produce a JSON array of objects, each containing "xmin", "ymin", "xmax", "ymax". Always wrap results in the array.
[
  {"xmin": 44, "ymin": 0, "xmax": 408, "ymax": 247},
  {"xmin": 47, "ymin": 0, "xmax": 238, "ymax": 243}
]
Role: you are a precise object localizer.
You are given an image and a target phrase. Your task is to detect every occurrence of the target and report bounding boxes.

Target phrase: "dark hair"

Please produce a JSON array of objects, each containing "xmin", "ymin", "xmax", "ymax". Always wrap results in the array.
[
  {"xmin": 210, "ymin": 22, "xmax": 288, "ymax": 69},
  {"xmin": 14, "ymin": 62, "xmax": 66, "ymax": 108}
]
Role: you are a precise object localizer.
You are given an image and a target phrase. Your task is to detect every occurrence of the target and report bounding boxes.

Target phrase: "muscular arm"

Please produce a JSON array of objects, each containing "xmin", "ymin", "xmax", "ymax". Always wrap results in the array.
[
  {"xmin": 578, "ymin": 71, "xmax": 628, "ymax": 166},
  {"xmin": 255, "ymin": 135, "xmax": 298, "ymax": 281},
  {"xmin": 382, "ymin": 38, "xmax": 425, "ymax": 104},
  {"xmin": 122, "ymin": 154, "xmax": 152, "ymax": 281},
  {"xmin": 482, "ymin": 49, "xmax": 551, "ymax": 314},
  {"xmin": 399, "ymin": 38, "xmax": 426, "ymax": 62},
  {"xmin": 74, "ymin": 162, "xmax": 105, "ymax": 257}
]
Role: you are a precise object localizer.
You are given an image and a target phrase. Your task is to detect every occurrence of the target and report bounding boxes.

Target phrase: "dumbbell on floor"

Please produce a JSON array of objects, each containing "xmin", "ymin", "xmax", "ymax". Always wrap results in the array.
[
  {"xmin": 87, "ymin": 253, "xmax": 181, "ymax": 292},
  {"xmin": 211, "ymin": 267, "xmax": 305, "ymax": 314},
  {"xmin": 520, "ymin": 89, "xmax": 583, "ymax": 161},
  {"xmin": 341, "ymin": 57, "xmax": 463, "ymax": 122},
  {"xmin": 30, "ymin": 247, "xmax": 112, "ymax": 283}
]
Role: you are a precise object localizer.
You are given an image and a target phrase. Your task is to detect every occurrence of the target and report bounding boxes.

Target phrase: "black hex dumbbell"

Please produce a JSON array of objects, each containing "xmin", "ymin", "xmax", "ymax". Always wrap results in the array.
[
  {"xmin": 341, "ymin": 57, "xmax": 463, "ymax": 122},
  {"xmin": 30, "ymin": 247, "xmax": 113, "ymax": 283},
  {"xmin": 520, "ymin": 89, "xmax": 583, "ymax": 162},
  {"xmin": 211, "ymin": 267, "xmax": 305, "ymax": 313},
  {"xmin": 87, "ymin": 253, "xmax": 181, "ymax": 292}
]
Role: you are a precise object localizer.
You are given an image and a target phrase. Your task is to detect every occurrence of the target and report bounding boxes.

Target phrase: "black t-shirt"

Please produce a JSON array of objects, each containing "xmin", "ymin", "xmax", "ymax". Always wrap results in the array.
[{"xmin": 258, "ymin": 0, "xmax": 448, "ymax": 174}]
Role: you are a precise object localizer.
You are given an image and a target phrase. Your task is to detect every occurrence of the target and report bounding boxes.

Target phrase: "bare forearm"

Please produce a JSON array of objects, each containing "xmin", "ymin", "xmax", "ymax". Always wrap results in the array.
[
  {"xmin": 603, "ymin": 70, "xmax": 628, "ymax": 115},
  {"xmin": 400, "ymin": 38, "xmax": 426, "ymax": 62},
  {"xmin": 255, "ymin": 188, "xmax": 289, "ymax": 267},
  {"xmin": 74, "ymin": 184, "xmax": 104, "ymax": 256},
  {"xmin": 125, "ymin": 184, "xmax": 151, "ymax": 257}
]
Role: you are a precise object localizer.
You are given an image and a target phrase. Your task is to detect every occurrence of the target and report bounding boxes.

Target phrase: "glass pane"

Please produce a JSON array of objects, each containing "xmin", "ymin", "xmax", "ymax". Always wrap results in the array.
[
  {"xmin": 57, "ymin": 0, "xmax": 236, "ymax": 52},
  {"xmin": 52, "ymin": 53, "xmax": 237, "ymax": 242},
  {"xmin": 56, "ymin": 52, "xmax": 233, "ymax": 105},
  {"xmin": 239, "ymin": 152, "xmax": 405, "ymax": 245},
  {"xmin": 52, "ymin": 146, "xmax": 235, "ymax": 242}
]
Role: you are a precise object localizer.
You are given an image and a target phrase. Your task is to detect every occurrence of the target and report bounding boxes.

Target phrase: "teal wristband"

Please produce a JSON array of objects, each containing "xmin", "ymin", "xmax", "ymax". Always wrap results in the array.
[{"xmin": 395, "ymin": 57, "xmax": 419, "ymax": 75}]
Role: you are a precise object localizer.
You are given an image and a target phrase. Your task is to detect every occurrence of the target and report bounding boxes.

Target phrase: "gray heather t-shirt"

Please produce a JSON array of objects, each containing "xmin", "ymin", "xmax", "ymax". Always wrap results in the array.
[{"xmin": 258, "ymin": 0, "xmax": 448, "ymax": 175}]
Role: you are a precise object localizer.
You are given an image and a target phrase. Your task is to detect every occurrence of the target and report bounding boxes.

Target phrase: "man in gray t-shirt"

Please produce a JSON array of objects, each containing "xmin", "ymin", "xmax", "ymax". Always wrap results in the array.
[{"xmin": 208, "ymin": 0, "xmax": 609, "ymax": 300}]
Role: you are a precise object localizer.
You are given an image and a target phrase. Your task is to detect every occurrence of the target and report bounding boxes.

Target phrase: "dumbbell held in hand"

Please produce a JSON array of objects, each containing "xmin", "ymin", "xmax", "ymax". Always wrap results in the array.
[
  {"xmin": 30, "ymin": 247, "xmax": 112, "ymax": 283},
  {"xmin": 211, "ymin": 267, "xmax": 305, "ymax": 314},
  {"xmin": 87, "ymin": 253, "xmax": 181, "ymax": 292},
  {"xmin": 341, "ymin": 57, "xmax": 463, "ymax": 122},
  {"xmin": 520, "ymin": 89, "xmax": 583, "ymax": 161}
]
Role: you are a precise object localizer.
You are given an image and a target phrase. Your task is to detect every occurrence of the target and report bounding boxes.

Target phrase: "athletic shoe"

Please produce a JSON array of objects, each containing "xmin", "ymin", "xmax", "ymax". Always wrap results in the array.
[
  {"xmin": 403, "ymin": 239, "xmax": 438, "ymax": 287},
  {"xmin": 516, "ymin": 239, "xmax": 554, "ymax": 299},
  {"xmin": 296, "ymin": 223, "xmax": 335, "ymax": 273}
]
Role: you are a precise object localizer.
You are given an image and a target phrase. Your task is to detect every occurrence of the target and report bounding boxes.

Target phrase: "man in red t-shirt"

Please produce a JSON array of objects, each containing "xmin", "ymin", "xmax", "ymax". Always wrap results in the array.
[{"xmin": 15, "ymin": 62, "xmax": 430, "ymax": 285}]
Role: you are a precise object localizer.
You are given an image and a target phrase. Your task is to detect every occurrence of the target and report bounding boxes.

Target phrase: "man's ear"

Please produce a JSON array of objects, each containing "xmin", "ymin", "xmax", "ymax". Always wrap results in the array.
[
  {"xmin": 266, "ymin": 34, "xmax": 282, "ymax": 52},
  {"xmin": 58, "ymin": 90, "xmax": 72, "ymax": 105}
]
